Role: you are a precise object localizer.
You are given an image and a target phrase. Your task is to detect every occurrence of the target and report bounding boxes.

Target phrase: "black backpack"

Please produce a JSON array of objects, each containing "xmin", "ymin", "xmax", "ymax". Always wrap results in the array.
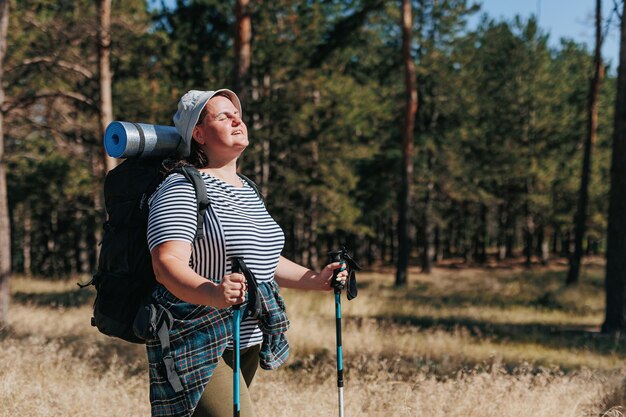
[
  {"xmin": 81, "ymin": 158, "xmax": 208, "ymax": 343},
  {"xmin": 83, "ymin": 158, "xmax": 264, "ymax": 344}
]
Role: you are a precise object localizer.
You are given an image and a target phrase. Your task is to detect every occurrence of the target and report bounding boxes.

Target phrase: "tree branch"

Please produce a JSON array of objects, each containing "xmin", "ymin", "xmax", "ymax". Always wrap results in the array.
[
  {"xmin": 7, "ymin": 57, "xmax": 94, "ymax": 79},
  {"xmin": 308, "ymin": 0, "xmax": 387, "ymax": 68},
  {"xmin": 2, "ymin": 91, "xmax": 96, "ymax": 114}
]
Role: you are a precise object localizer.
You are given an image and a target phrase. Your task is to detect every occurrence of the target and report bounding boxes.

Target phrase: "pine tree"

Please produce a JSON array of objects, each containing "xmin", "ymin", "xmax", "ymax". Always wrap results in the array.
[
  {"xmin": 602, "ymin": 0, "xmax": 626, "ymax": 333},
  {"xmin": 396, "ymin": 0, "xmax": 417, "ymax": 286},
  {"xmin": 0, "ymin": 0, "xmax": 10, "ymax": 329},
  {"xmin": 567, "ymin": 0, "xmax": 604, "ymax": 285},
  {"xmin": 97, "ymin": 0, "xmax": 117, "ymax": 174}
]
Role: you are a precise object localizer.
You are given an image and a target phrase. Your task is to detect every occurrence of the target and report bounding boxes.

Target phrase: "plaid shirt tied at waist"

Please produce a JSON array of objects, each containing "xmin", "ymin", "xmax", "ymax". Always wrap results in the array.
[{"xmin": 146, "ymin": 279, "xmax": 290, "ymax": 417}]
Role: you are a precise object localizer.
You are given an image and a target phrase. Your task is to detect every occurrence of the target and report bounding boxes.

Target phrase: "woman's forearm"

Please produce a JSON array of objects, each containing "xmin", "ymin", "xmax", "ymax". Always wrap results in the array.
[
  {"xmin": 151, "ymin": 241, "xmax": 247, "ymax": 308},
  {"xmin": 152, "ymin": 249, "xmax": 218, "ymax": 305},
  {"xmin": 274, "ymin": 256, "xmax": 331, "ymax": 291}
]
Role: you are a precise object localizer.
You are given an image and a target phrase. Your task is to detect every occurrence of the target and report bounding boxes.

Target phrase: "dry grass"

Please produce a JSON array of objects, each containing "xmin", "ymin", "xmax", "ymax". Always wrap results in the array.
[
  {"xmin": 1, "ymin": 334, "xmax": 149, "ymax": 417},
  {"xmin": 253, "ymin": 364, "xmax": 625, "ymax": 417},
  {"xmin": 2, "ymin": 262, "xmax": 625, "ymax": 416}
]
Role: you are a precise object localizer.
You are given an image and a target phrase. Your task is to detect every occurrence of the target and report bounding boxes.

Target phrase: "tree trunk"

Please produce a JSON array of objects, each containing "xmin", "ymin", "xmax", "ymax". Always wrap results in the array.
[
  {"xmin": 250, "ymin": 72, "xmax": 270, "ymax": 196},
  {"xmin": 396, "ymin": 0, "xmax": 418, "ymax": 286},
  {"xmin": 234, "ymin": 0, "xmax": 251, "ymax": 100},
  {"xmin": 74, "ymin": 209, "xmax": 88, "ymax": 274},
  {"xmin": 537, "ymin": 224, "xmax": 549, "ymax": 265},
  {"xmin": 446, "ymin": 221, "xmax": 455, "ymax": 257},
  {"xmin": 95, "ymin": 0, "xmax": 112, "ymax": 264},
  {"xmin": 50, "ymin": 208, "xmax": 59, "ymax": 276},
  {"xmin": 308, "ymin": 140, "xmax": 319, "ymax": 270},
  {"xmin": 602, "ymin": 3, "xmax": 626, "ymax": 333},
  {"xmin": 23, "ymin": 202, "xmax": 31, "ymax": 275},
  {"xmin": 460, "ymin": 203, "xmax": 470, "ymax": 261},
  {"xmin": 420, "ymin": 0, "xmax": 438, "ymax": 274},
  {"xmin": 561, "ymin": 231, "xmax": 573, "ymax": 258},
  {"xmin": 568, "ymin": 0, "xmax": 603, "ymax": 285},
  {"xmin": 551, "ymin": 226, "xmax": 560, "ymax": 255},
  {"xmin": 524, "ymin": 215, "xmax": 534, "ymax": 267},
  {"xmin": 295, "ymin": 212, "xmax": 304, "ymax": 264},
  {"xmin": 261, "ymin": 74, "xmax": 270, "ymax": 197},
  {"xmin": 0, "ymin": 0, "xmax": 10, "ymax": 330},
  {"xmin": 434, "ymin": 225, "xmax": 443, "ymax": 262},
  {"xmin": 497, "ymin": 203, "xmax": 507, "ymax": 260},
  {"xmin": 476, "ymin": 203, "xmax": 488, "ymax": 264},
  {"xmin": 505, "ymin": 215, "xmax": 516, "ymax": 259},
  {"xmin": 524, "ymin": 181, "xmax": 535, "ymax": 268},
  {"xmin": 421, "ymin": 150, "xmax": 434, "ymax": 273},
  {"xmin": 91, "ymin": 151, "xmax": 104, "ymax": 264},
  {"xmin": 97, "ymin": 0, "xmax": 116, "ymax": 174},
  {"xmin": 389, "ymin": 215, "xmax": 396, "ymax": 265}
]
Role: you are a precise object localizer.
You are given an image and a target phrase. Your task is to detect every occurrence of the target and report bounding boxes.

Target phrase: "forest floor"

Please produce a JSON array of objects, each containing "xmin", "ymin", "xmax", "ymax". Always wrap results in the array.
[{"xmin": 1, "ymin": 258, "xmax": 625, "ymax": 417}]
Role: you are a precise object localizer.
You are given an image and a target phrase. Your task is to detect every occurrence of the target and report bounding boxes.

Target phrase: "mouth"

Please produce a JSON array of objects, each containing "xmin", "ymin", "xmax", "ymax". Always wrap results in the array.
[{"xmin": 232, "ymin": 129, "xmax": 244, "ymax": 135}]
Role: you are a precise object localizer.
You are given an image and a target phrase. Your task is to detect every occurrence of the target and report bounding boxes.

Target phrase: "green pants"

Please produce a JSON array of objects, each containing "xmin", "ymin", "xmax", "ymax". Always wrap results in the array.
[{"xmin": 192, "ymin": 344, "xmax": 260, "ymax": 417}]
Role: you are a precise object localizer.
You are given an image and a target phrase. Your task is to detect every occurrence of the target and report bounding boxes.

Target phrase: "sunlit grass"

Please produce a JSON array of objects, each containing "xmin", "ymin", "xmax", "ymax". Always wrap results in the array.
[
  {"xmin": 253, "ymin": 363, "xmax": 625, "ymax": 417},
  {"xmin": 2, "ymin": 261, "xmax": 624, "ymax": 417},
  {"xmin": 0, "ymin": 335, "xmax": 149, "ymax": 417},
  {"xmin": 282, "ymin": 261, "xmax": 622, "ymax": 372}
]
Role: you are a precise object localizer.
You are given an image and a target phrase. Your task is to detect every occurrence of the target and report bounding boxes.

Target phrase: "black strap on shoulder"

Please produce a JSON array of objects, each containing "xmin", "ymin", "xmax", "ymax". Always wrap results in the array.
[
  {"xmin": 174, "ymin": 166, "xmax": 209, "ymax": 240},
  {"xmin": 237, "ymin": 173, "xmax": 265, "ymax": 205}
]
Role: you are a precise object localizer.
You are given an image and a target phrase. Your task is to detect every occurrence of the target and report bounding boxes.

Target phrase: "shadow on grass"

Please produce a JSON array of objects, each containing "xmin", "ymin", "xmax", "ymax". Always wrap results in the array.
[
  {"xmin": 392, "ymin": 291, "xmax": 601, "ymax": 315},
  {"xmin": 435, "ymin": 256, "xmax": 606, "ymax": 274},
  {"xmin": 371, "ymin": 314, "xmax": 624, "ymax": 357},
  {"xmin": 371, "ymin": 267, "xmax": 612, "ymax": 356},
  {"xmin": 384, "ymin": 268, "xmax": 605, "ymax": 315},
  {"xmin": 12, "ymin": 288, "xmax": 94, "ymax": 308}
]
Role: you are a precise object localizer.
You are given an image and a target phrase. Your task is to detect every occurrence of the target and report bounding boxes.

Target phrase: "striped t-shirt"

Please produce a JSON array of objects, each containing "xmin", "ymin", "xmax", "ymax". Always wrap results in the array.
[{"xmin": 147, "ymin": 171, "xmax": 285, "ymax": 349}]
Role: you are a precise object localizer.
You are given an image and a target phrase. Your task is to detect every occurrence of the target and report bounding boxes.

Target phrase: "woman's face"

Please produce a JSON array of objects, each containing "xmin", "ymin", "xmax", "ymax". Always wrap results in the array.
[{"xmin": 192, "ymin": 95, "xmax": 248, "ymax": 160}]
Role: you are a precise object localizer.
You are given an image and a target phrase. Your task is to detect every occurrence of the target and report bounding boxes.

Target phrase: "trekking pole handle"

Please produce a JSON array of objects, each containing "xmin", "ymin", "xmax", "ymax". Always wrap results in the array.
[
  {"xmin": 230, "ymin": 257, "xmax": 244, "ymax": 310},
  {"xmin": 328, "ymin": 250, "xmax": 346, "ymax": 293}
]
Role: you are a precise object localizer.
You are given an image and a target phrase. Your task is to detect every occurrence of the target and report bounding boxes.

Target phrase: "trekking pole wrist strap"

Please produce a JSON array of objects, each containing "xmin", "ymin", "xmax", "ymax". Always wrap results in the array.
[{"xmin": 229, "ymin": 256, "xmax": 261, "ymax": 319}]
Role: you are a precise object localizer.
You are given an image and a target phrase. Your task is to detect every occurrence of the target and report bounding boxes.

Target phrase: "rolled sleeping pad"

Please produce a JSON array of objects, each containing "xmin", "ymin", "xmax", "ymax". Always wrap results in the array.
[{"xmin": 104, "ymin": 121, "xmax": 182, "ymax": 159}]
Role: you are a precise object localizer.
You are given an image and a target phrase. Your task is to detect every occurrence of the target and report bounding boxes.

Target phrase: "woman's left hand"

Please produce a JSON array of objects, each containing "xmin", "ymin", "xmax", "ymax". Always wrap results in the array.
[
  {"xmin": 274, "ymin": 256, "xmax": 349, "ymax": 291},
  {"xmin": 318, "ymin": 261, "xmax": 349, "ymax": 291}
]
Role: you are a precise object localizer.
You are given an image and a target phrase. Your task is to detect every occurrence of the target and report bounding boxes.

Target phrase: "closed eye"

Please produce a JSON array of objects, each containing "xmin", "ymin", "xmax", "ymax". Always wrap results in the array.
[{"xmin": 214, "ymin": 111, "xmax": 239, "ymax": 121}]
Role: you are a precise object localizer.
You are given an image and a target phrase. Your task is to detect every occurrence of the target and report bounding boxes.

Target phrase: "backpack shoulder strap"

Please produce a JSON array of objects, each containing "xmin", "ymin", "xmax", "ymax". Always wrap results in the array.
[
  {"xmin": 237, "ymin": 173, "xmax": 265, "ymax": 205},
  {"xmin": 173, "ymin": 166, "xmax": 209, "ymax": 240}
]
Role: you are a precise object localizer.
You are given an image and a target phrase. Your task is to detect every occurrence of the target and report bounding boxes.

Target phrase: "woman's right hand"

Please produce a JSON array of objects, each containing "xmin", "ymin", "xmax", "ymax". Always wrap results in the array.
[
  {"xmin": 152, "ymin": 241, "xmax": 248, "ymax": 307},
  {"xmin": 209, "ymin": 273, "xmax": 247, "ymax": 308}
]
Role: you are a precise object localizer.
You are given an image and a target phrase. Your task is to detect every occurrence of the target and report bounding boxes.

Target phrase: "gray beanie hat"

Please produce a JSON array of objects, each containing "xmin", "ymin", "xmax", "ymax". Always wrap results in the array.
[{"xmin": 173, "ymin": 89, "xmax": 242, "ymax": 157}]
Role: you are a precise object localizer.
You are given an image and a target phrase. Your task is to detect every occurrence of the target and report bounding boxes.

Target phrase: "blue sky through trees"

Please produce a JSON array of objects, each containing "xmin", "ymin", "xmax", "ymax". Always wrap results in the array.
[
  {"xmin": 471, "ymin": 0, "xmax": 620, "ymax": 69},
  {"xmin": 148, "ymin": 0, "xmax": 621, "ymax": 69}
]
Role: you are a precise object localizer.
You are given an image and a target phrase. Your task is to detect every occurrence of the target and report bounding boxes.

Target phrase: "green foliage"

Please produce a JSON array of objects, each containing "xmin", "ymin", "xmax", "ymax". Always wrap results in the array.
[
  {"xmin": 7, "ymin": 136, "xmax": 97, "ymax": 276},
  {"xmin": 3, "ymin": 0, "xmax": 619, "ymax": 275},
  {"xmin": 151, "ymin": 0, "xmax": 233, "ymax": 91}
]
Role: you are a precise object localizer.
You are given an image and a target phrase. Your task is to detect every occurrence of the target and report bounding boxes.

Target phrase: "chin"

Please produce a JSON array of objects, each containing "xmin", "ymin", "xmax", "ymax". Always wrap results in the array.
[{"xmin": 237, "ymin": 136, "xmax": 249, "ymax": 148}]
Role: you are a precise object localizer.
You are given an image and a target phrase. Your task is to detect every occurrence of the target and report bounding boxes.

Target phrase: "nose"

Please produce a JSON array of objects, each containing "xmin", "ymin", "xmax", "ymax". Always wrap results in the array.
[{"xmin": 232, "ymin": 114, "xmax": 243, "ymax": 125}]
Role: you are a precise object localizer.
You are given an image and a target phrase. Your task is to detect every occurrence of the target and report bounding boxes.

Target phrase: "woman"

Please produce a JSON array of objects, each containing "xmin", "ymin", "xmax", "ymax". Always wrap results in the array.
[{"xmin": 146, "ymin": 89, "xmax": 348, "ymax": 417}]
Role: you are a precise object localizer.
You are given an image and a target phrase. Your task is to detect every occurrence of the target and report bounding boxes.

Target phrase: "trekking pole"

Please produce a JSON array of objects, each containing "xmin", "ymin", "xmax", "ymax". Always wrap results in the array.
[
  {"xmin": 328, "ymin": 250, "xmax": 346, "ymax": 417},
  {"xmin": 228, "ymin": 256, "xmax": 261, "ymax": 417},
  {"xmin": 230, "ymin": 258, "xmax": 243, "ymax": 417}
]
